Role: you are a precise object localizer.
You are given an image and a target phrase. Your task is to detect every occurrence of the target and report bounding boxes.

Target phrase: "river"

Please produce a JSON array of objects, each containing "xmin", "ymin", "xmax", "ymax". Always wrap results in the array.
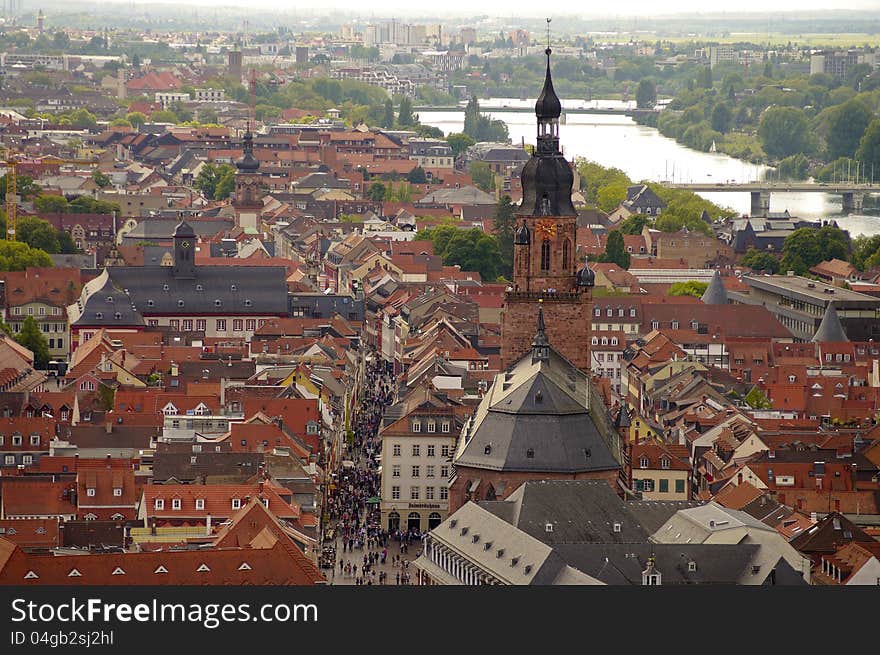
[{"xmin": 419, "ymin": 98, "xmax": 880, "ymax": 237}]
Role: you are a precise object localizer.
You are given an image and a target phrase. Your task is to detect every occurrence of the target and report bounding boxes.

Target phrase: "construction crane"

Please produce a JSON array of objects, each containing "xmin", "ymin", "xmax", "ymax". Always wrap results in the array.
[{"xmin": 1, "ymin": 149, "xmax": 100, "ymax": 241}]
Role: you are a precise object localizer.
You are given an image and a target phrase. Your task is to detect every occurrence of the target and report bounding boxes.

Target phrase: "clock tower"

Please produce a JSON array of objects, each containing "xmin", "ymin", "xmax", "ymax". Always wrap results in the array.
[
  {"xmin": 233, "ymin": 128, "xmax": 262, "ymax": 230},
  {"xmin": 501, "ymin": 48, "xmax": 595, "ymax": 372},
  {"xmin": 172, "ymin": 219, "xmax": 196, "ymax": 279}
]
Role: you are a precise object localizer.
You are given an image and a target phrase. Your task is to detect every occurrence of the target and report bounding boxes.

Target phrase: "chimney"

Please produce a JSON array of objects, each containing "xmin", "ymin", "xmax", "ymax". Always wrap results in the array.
[
  {"xmin": 106, "ymin": 453, "xmax": 112, "ymax": 468},
  {"xmin": 206, "ymin": 514, "xmax": 212, "ymax": 535},
  {"xmin": 258, "ymin": 480, "xmax": 264, "ymax": 496},
  {"xmin": 105, "ymin": 419, "xmax": 112, "ymax": 434},
  {"xmin": 150, "ymin": 518, "xmax": 157, "ymax": 536}
]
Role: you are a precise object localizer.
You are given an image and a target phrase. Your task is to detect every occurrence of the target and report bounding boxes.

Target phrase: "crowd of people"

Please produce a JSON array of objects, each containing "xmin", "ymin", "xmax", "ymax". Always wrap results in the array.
[{"xmin": 325, "ymin": 351, "xmax": 419, "ymax": 585}]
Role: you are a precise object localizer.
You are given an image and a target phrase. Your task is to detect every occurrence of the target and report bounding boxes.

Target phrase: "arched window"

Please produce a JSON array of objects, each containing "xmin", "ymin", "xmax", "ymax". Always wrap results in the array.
[
  {"xmin": 562, "ymin": 238, "xmax": 571, "ymax": 270},
  {"xmin": 540, "ymin": 239, "xmax": 551, "ymax": 271}
]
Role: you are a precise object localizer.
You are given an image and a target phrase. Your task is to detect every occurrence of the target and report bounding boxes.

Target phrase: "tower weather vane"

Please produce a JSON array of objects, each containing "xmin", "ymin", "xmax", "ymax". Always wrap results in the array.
[{"xmin": 546, "ymin": 17, "xmax": 551, "ymax": 50}]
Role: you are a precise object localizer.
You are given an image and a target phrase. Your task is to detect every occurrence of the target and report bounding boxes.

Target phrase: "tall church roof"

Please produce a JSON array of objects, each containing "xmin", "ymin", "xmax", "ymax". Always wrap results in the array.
[
  {"xmin": 811, "ymin": 302, "xmax": 848, "ymax": 343},
  {"xmin": 454, "ymin": 314, "xmax": 619, "ymax": 474}
]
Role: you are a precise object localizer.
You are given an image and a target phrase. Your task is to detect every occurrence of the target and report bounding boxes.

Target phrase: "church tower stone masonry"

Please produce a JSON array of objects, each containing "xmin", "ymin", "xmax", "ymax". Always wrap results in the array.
[{"xmin": 500, "ymin": 48, "xmax": 595, "ymax": 372}]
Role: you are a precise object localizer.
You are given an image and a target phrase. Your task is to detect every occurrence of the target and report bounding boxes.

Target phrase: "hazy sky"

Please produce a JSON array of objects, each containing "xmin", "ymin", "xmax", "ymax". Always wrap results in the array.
[{"xmin": 126, "ymin": 0, "xmax": 880, "ymax": 17}]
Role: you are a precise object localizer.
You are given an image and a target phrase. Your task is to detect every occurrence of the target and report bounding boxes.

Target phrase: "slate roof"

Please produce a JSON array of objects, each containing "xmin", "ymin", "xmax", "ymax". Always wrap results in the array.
[
  {"xmin": 107, "ymin": 265, "xmax": 289, "ymax": 317},
  {"xmin": 701, "ymin": 270, "xmax": 728, "ymax": 305},
  {"xmin": 554, "ymin": 542, "xmax": 779, "ymax": 585},
  {"xmin": 69, "ymin": 271, "xmax": 146, "ymax": 328},
  {"xmin": 454, "ymin": 337, "xmax": 619, "ymax": 474},
  {"xmin": 811, "ymin": 302, "xmax": 848, "ymax": 343},
  {"xmin": 481, "ymin": 480, "xmax": 651, "ymax": 544},
  {"xmin": 123, "ymin": 219, "xmax": 233, "ymax": 241}
]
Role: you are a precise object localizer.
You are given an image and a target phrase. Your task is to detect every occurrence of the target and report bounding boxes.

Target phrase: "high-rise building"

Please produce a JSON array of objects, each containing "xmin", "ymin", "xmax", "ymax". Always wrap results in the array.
[{"xmin": 500, "ymin": 48, "xmax": 595, "ymax": 373}]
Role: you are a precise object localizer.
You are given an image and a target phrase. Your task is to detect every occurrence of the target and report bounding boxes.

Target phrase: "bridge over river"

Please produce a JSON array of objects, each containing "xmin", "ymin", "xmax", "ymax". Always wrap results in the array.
[{"xmin": 668, "ymin": 182, "xmax": 880, "ymax": 215}]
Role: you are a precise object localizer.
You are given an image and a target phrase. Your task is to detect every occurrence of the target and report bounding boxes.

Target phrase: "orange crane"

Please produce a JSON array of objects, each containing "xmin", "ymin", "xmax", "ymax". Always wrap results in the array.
[{"xmin": 2, "ymin": 150, "xmax": 99, "ymax": 241}]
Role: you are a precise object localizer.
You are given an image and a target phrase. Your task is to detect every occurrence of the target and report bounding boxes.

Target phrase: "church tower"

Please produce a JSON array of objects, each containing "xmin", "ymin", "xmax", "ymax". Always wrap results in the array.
[
  {"xmin": 172, "ymin": 220, "xmax": 196, "ymax": 279},
  {"xmin": 233, "ymin": 128, "xmax": 262, "ymax": 230},
  {"xmin": 501, "ymin": 48, "xmax": 595, "ymax": 372}
]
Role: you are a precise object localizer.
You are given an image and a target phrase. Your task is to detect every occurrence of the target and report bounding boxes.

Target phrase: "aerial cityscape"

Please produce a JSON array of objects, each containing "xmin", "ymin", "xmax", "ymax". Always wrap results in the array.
[{"xmin": 1, "ymin": 2, "xmax": 880, "ymax": 589}]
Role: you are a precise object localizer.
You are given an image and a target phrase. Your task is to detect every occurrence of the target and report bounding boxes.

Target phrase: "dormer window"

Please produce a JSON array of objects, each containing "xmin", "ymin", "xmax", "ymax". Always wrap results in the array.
[
  {"xmin": 95, "ymin": 312, "xmax": 103, "ymax": 319},
  {"xmin": 230, "ymin": 285, "xmax": 237, "ymax": 291},
  {"xmin": 106, "ymin": 296, "xmax": 114, "ymax": 303},
  {"xmin": 114, "ymin": 312, "xmax": 122, "ymax": 320},
  {"xmin": 195, "ymin": 499, "xmax": 205, "ymax": 510},
  {"xmin": 196, "ymin": 284, "xmax": 204, "ymax": 291},
  {"xmin": 231, "ymin": 498, "xmax": 241, "ymax": 510},
  {"xmin": 214, "ymin": 299, "xmax": 222, "ymax": 307},
  {"xmin": 154, "ymin": 499, "xmax": 164, "ymax": 510},
  {"xmin": 594, "ymin": 308, "xmax": 601, "ymax": 317},
  {"xmin": 178, "ymin": 300, "xmax": 185, "ymax": 307},
  {"xmin": 639, "ymin": 456, "xmax": 649, "ymax": 469},
  {"xmin": 163, "ymin": 284, "xmax": 169, "ymax": 291},
  {"xmin": 661, "ymin": 457, "xmax": 670, "ymax": 470},
  {"xmin": 147, "ymin": 299, "xmax": 154, "ymax": 307},
  {"xmin": 244, "ymin": 299, "xmax": 252, "ymax": 307},
  {"xmin": 87, "ymin": 488, "xmax": 96, "ymax": 497}
]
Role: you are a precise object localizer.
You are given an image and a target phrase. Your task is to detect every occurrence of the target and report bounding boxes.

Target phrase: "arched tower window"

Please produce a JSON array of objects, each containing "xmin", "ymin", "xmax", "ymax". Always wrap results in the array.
[
  {"xmin": 562, "ymin": 238, "xmax": 571, "ymax": 271},
  {"xmin": 541, "ymin": 239, "xmax": 551, "ymax": 271}
]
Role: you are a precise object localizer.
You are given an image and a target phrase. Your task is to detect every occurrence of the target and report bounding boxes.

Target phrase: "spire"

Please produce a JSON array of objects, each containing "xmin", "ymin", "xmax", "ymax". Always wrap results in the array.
[
  {"xmin": 812, "ymin": 302, "xmax": 849, "ymax": 343},
  {"xmin": 532, "ymin": 300, "xmax": 550, "ymax": 363},
  {"xmin": 701, "ymin": 270, "xmax": 728, "ymax": 305},
  {"xmin": 535, "ymin": 48, "xmax": 562, "ymax": 121},
  {"xmin": 236, "ymin": 129, "xmax": 259, "ymax": 172}
]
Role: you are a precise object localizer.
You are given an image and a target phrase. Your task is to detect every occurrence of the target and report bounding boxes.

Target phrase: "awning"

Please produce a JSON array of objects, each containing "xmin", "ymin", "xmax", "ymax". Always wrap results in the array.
[{"xmin": 366, "ymin": 496, "xmax": 381, "ymax": 504}]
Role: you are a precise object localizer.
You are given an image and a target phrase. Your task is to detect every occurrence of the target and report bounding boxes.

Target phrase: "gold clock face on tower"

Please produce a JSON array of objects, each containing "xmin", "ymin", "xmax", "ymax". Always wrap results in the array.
[{"xmin": 536, "ymin": 220, "xmax": 557, "ymax": 239}]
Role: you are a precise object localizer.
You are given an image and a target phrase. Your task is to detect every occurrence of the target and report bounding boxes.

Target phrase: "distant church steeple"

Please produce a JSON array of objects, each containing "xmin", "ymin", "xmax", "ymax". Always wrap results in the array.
[
  {"xmin": 172, "ymin": 220, "xmax": 196, "ymax": 279},
  {"xmin": 531, "ymin": 301, "xmax": 550, "ymax": 363}
]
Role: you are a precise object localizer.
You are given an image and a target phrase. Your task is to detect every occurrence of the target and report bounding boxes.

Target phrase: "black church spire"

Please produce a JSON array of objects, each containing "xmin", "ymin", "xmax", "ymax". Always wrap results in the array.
[{"xmin": 517, "ymin": 47, "xmax": 576, "ymax": 218}]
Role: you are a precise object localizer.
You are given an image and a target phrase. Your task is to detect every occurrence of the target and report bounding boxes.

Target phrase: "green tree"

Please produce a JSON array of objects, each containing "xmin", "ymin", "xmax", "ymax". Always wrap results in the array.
[
  {"xmin": 125, "ymin": 111, "xmax": 147, "ymax": 128},
  {"xmin": 596, "ymin": 181, "xmax": 629, "ymax": 212},
  {"xmin": 741, "ymin": 247, "xmax": 780, "ymax": 273},
  {"xmin": 618, "ymin": 214, "xmax": 651, "ymax": 235},
  {"xmin": 855, "ymin": 118, "xmax": 880, "ymax": 176},
  {"xmin": 852, "ymin": 235, "xmax": 880, "ymax": 271},
  {"xmin": 109, "ymin": 118, "xmax": 132, "ymax": 128},
  {"xmin": 757, "ymin": 106, "xmax": 813, "ymax": 159},
  {"xmin": 781, "ymin": 225, "xmax": 850, "ymax": 271},
  {"xmin": 92, "ymin": 170, "xmax": 111, "ymax": 188},
  {"xmin": 194, "ymin": 163, "xmax": 236, "ymax": 200},
  {"xmin": 697, "ymin": 66, "xmax": 713, "ymax": 89},
  {"xmin": 15, "ymin": 316, "xmax": 49, "ymax": 369},
  {"xmin": 381, "ymin": 98, "xmax": 395, "ymax": 129},
  {"xmin": 0, "ymin": 239, "xmax": 52, "ymax": 271},
  {"xmin": 68, "ymin": 197, "xmax": 121, "ymax": 214},
  {"xmin": 52, "ymin": 30, "xmax": 71, "ymax": 51},
  {"xmin": 744, "ymin": 386, "xmax": 772, "ymax": 410},
  {"xmin": 367, "ymin": 182, "xmax": 387, "ymax": 201},
  {"xmin": 636, "ymin": 79, "xmax": 657, "ymax": 109},
  {"xmin": 469, "ymin": 161, "xmax": 495, "ymax": 192},
  {"xmin": 407, "ymin": 166, "xmax": 427, "ymax": 184},
  {"xmin": 493, "ymin": 195, "xmax": 516, "ymax": 277},
  {"xmin": 34, "ymin": 195, "xmax": 68, "ymax": 213},
  {"xmin": 598, "ymin": 230, "xmax": 631, "ymax": 269},
  {"xmin": 668, "ymin": 281, "xmax": 709, "ymax": 298},
  {"xmin": 710, "ymin": 103, "xmax": 732, "ymax": 133},
  {"xmin": 0, "ymin": 174, "xmax": 40, "ymax": 202},
  {"xmin": 463, "ymin": 97, "xmax": 508, "ymax": 142},
  {"xmin": 151, "ymin": 109, "xmax": 178, "ymax": 123},
  {"xmin": 441, "ymin": 228, "xmax": 504, "ymax": 281},
  {"xmin": 16, "ymin": 216, "xmax": 60, "ymax": 253},
  {"xmin": 214, "ymin": 169, "xmax": 235, "ymax": 201},
  {"xmin": 826, "ymin": 98, "xmax": 873, "ymax": 160},
  {"xmin": 446, "ymin": 133, "xmax": 475, "ymax": 158},
  {"xmin": 67, "ymin": 108, "xmax": 98, "ymax": 130},
  {"xmin": 397, "ymin": 96, "xmax": 415, "ymax": 127}
]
